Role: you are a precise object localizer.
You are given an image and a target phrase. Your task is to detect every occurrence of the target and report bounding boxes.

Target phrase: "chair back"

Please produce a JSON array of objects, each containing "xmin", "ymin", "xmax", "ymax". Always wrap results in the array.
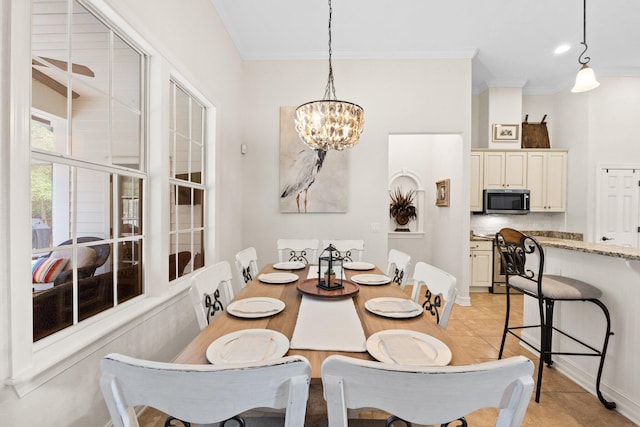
[
  {"xmin": 235, "ymin": 246, "xmax": 259, "ymax": 286},
  {"xmin": 188, "ymin": 261, "xmax": 234, "ymax": 330},
  {"xmin": 277, "ymin": 239, "xmax": 319, "ymax": 264},
  {"xmin": 51, "ymin": 236, "xmax": 112, "ymax": 285},
  {"xmin": 169, "ymin": 251, "xmax": 192, "ymax": 281},
  {"xmin": 321, "ymin": 355, "xmax": 534, "ymax": 427},
  {"xmin": 100, "ymin": 353, "xmax": 311, "ymax": 427},
  {"xmin": 386, "ymin": 249, "xmax": 411, "ymax": 289},
  {"xmin": 495, "ymin": 228, "xmax": 544, "ymax": 297},
  {"xmin": 321, "ymin": 239, "xmax": 364, "ymax": 262},
  {"xmin": 410, "ymin": 261, "xmax": 457, "ymax": 328}
]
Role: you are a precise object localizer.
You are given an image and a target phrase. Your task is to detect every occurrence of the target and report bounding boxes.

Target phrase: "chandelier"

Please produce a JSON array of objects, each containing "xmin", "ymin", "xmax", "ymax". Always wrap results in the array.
[
  {"xmin": 294, "ymin": 0, "xmax": 364, "ymax": 151},
  {"xmin": 571, "ymin": 0, "xmax": 599, "ymax": 93}
]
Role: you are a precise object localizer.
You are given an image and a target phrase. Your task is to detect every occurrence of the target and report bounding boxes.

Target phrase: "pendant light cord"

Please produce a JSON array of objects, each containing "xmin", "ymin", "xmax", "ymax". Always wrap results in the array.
[
  {"xmin": 578, "ymin": 0, "xmax": 591, "ymax": 65},
  {"xmin": 323, "ymin": 0, "xmax": 337, "ymax": 100}
]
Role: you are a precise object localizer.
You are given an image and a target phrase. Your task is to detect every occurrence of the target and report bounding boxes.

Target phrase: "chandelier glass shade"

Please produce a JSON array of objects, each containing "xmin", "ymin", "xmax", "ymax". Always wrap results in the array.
[
  {"xmin": 294, "ymin": 100, "xmax": 364, "ymax": 151},
  {"xmin": 294, "ymin": 0, "xmax": 364, "ymax": 151},
  {"xmin": 571, "ymin": 0, "xmax": 599, "ymax": 93}
]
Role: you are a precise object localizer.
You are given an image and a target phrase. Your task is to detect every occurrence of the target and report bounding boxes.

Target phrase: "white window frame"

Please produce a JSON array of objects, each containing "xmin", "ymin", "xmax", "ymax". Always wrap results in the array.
[{"xmin": 3, "ymin": 0, "xmax": 216, "ymax": 397}]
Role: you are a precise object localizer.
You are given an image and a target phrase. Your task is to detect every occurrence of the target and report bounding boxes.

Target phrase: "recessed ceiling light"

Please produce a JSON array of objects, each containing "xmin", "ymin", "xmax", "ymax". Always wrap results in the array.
[{"xmin": 554, "ymin": 44, "xmax": 571, "ymax": 55}]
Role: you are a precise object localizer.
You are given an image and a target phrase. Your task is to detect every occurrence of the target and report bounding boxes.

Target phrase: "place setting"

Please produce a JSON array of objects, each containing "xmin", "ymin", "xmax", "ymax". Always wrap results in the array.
[
  {"xmin": 351, "ymin": 273, "xmax": 392, "ymax": 286},
  {"xmin": 258, "ymin": 272, "xmax": 299, "ymax": 284},
  {"xmin": 226, "ymin": 297, "xmax": 285, "ymax": 318},
  {"xmin": 206, "ymin": 329, "xmax": 289, "ymax": 364},
  {"xmin": 366, "ymin": 329, "xmax": 452, "ymax": 366},
  {"xmin": 365, "ymin": 297, "xmax": 423, "ymax": 318},
  {"xmin": 342, "ymin": 261, "xmax": 375, "ymax": 271},
  {"xmin": 272, "ymin": 261, "xmax": 306, "ymax": 270}
]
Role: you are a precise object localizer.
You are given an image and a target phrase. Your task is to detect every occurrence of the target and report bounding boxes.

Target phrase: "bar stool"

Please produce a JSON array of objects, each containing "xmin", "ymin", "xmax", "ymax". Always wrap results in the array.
[{"xmin": 495, "ymin": 228, "xmax": 615, "ymax": 409}]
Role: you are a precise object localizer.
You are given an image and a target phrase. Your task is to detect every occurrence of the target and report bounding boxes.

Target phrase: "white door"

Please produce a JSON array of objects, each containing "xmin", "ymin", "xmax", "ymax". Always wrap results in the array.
[{"xmin": 598, "ymin": 168, "xmax": 639, "ymax": 247}]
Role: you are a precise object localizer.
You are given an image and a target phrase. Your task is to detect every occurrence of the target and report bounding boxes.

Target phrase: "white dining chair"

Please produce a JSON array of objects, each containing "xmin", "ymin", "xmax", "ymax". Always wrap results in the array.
[
  {"xmin": 386, "ymin": 249, "xmax": 411, "ymax": 289},
  {"xmin": 277, "ymin": 238, "xmax": 319, "ymax": 264},
  {"xmin": 100, "ymin": 353, "xmax": 311, "ymax": 427},
  {"xmin": 410, "ymin": 261, "xmax": 457, "ymax": 328},
  {"xmin": 321, "ymin": 355, "xmax": 534, "ymax": 427},
  {"xmin": 321, "ymin": 239, "xmax": 364, "ymax": 262},
  {"xmin": 188, "ymin": 261, "xmax": 235, "ymax": 330},
  {"xmin": 235, "ymin": 246, "xmax": 259, "ymax": 287}
]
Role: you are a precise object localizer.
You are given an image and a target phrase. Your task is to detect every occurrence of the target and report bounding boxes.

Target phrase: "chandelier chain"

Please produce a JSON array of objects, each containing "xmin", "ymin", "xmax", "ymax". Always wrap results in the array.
[
  {"xmin": 323, "ymin": 0, "xmax": 337, "ymax": 100},
  {"xmin": 578, "ymin": 0, "xmax": 590, "ymax": 65}
]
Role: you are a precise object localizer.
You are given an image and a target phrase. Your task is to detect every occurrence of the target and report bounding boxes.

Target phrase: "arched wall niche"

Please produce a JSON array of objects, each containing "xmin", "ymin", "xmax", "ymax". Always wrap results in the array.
[{"xmin": 388, "ymin": 169, "xmax": 424, "ymax": 234}]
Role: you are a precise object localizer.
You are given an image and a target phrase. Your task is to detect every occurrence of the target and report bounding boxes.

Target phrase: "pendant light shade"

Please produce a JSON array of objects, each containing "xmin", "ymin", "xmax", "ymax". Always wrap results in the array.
[
  {"xmin": 571, "ymin": 64, "xmax": 600, "ymax": 93},
  {"xmin": 294, "ymin": 0, "xmax": 364, "ymax": 151},
  {"xmin": 571, "ymin": 0, "xmax": 599, "ymax": 93}
]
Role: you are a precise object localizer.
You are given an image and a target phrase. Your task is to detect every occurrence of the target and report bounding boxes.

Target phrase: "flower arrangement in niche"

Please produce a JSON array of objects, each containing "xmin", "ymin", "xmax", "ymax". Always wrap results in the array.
[{"xmin": 389, "ymin": 187, "xmax": 417, "ymax": 232}]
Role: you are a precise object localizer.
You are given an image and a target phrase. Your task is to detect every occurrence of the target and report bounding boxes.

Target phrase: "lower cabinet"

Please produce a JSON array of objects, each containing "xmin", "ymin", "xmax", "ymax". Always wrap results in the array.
[{"xmin": 470, "ymin": 240, "xmax": 493, "ymax": 289}]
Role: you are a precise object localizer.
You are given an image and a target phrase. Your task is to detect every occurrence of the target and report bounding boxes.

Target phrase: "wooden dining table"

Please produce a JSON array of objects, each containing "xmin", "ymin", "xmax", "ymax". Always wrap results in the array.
[
  {"xmin": 173, "ymin": 263, "xmax": 473, "ymax": 377},
  {"xmin": 173, "ymin": 263, "xmax": 474, "ymax": 424}
]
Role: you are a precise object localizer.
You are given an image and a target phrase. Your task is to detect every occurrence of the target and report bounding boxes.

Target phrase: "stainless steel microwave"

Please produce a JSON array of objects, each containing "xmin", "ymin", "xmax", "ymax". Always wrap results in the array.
[{"xmin": 483, "ymin": 189, "xmax": 530, "ymax": 214}]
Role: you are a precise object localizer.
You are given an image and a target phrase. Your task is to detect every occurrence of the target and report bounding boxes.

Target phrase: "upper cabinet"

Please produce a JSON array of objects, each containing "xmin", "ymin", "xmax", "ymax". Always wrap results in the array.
[
  {"xmin": 471, "ymin": 149, "xmax": 568, "ymax": 212},
  {"xmin": 526, "ymin": 151, "xmax": 567, "ymax": 212},
  {"xmin": 483, "ymin": 151, "xmax": 527, "ymax": 189}
]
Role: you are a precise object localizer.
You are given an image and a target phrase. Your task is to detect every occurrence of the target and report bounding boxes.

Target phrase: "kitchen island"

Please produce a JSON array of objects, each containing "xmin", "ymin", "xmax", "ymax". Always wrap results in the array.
[{"xmin": 517, "ymin": 232, "xmax": 640, "ymax": 423}]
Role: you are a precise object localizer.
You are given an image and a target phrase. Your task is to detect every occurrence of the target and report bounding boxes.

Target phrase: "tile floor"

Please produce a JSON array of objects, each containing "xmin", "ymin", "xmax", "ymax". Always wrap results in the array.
[{"xmin": 138, "ymin": 292, "xmax": 636, "ymax": 427}]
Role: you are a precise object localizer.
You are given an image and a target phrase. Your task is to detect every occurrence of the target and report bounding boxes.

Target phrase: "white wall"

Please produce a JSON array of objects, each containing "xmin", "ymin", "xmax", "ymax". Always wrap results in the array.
[
  {"xmin": 0, "ymin": 0, "xmax": 245, "ymax": 424},
  {"xmin": 388, "ymin": 134, "xmax": 465, "ymax": 299},
  {"xmin": 240, "ymin": 59, "xmax": 473, "ymax": 303}
]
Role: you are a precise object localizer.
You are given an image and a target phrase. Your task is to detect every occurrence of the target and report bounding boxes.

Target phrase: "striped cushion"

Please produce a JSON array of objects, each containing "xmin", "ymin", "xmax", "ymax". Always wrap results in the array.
[{"xmin": 32, "ymin": 257, "xmax": 68, "ymax": 283}]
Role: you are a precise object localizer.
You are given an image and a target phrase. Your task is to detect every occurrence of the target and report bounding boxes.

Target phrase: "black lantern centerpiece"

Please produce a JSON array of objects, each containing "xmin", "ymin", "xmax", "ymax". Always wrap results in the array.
[{"xmin": 317, "ymin": 244, "xmax": 344, "ymax": 291}]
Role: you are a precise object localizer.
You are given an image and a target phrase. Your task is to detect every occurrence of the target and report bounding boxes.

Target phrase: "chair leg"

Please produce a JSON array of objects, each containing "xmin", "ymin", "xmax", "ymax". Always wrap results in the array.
[
  {"xmin": 535, "ymin": 296, "xmax": 546, "ymax": 403},
  {"xmin": 591, "ymin": 299, "xmax": 616, "ymax": 409},
  {"xmin": 498, "ymin": 288, "xmax": 511, "ymax": 359},
  {"xmin": 543, "ymin": 299, "xmax": 555, "ymax": 367}
]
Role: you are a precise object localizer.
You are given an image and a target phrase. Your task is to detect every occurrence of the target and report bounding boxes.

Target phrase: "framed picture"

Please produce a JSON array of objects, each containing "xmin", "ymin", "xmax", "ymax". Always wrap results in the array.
[
  {"xmin": 435, "ymin": 179, "xmax": 450, "ymax": 207},
  {"xmin": 492, "ymin": 124, "xmax": 519, "ymax": 141}
]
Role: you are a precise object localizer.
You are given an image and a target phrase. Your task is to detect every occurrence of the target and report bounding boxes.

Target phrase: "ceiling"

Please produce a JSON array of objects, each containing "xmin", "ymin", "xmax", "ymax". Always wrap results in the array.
[{"xmin": 211, "ymin": 0, "xmax": 640, "ymax": 94}]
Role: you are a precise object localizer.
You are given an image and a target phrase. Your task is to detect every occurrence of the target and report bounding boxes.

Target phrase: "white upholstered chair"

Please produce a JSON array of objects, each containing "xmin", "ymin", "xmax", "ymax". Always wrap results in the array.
[
  {"xmin": 277, "ymin": 239, "xmax": 319, "ymax": 264},
  {"xmin": 321, "ymin": 239, "xmax": 364, "ymax": 262},
  {"xmin": 386, "ymin": 249, "xmax": 411, "ymax": 289},
  {"xmin": 234, "ymin": 246, "xmax": 259, "ymax": 287},
  {"xmin": 100, "ymin": 353, "xmax": 311, "ymax": 427},
  {"xmin": 321, "ymin": 355, "xmax": 534, "ymax": 427},
  {"xmin": 410, "ymin": 261, "xmax": 457, "ymax": 328},
  {"xmin": 188, "ymin": 261, "xmax": 235, "ymax": 330}
]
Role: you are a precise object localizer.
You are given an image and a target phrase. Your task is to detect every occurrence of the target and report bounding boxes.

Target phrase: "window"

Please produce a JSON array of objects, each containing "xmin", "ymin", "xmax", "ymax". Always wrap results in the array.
[
  {"xmin": 168, "ymin": 81, "xmax": 206, "ymax": 281},
  {"xmin": 31, "ymin": 0, "xmax": 146, "ymax": 341}
]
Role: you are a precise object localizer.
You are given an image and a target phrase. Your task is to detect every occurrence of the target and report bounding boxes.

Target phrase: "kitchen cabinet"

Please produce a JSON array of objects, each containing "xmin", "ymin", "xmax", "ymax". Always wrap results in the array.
[
  {"xmin": 527, "ymin": 150, "xmax": 567, "ymax": 212},
  {"xmin": 483, "ymin": 151, "xmax": 527, "ymax": 189},
  {"xmin": 469, "ymin": 239, "xmax": 493, "ymax": 289},
  {"xmin": 470, "ymin": 151, "xmax": 483, "ymax": 212}
]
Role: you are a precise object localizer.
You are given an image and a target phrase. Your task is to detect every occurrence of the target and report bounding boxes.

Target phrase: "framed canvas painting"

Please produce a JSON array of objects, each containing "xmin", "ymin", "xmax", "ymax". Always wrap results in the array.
[{"xmin": 279, "ymin": 106, "xmax": 348, "ymax": 213}]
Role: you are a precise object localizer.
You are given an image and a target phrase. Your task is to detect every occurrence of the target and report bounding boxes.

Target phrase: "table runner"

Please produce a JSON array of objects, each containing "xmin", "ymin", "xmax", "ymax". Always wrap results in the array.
[{"xmin": 290, "ymin": 295, "xmax": 366, "ymax": 352}]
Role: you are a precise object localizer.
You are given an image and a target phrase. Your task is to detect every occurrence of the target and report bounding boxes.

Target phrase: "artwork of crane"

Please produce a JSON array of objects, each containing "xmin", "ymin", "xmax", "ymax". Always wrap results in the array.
[{"xmin": 280, "ymin": 148, "xmax": 327, "ymax": 213}]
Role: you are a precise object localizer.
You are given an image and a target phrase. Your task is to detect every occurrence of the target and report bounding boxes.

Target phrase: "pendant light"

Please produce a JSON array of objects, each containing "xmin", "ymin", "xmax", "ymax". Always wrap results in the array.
[
  {"xmin": 571, "ymin": 0, "xmax": 600, "ymax": 93},
  {"xmin": 294, "ymin": 0, "xmax": 364, "ymax": 151}
]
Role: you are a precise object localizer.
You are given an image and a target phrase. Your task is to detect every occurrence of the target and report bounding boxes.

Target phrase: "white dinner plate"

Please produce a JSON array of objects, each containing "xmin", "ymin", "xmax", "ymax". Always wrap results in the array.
[
  {"xmin": 343, "ymin": 261, "xmax": 375, "ymax": 271},
  {"xmin": 366, "ymin": 329, "xmax": 452, "ymax": 366},
  {"xmin": 365, "ymin": 297, "xmax": 423, "ymax": 318},
  {"xmin": 226, "ymin": 297, "xmax": 285, "ymax": 318},
  {"xmin": 351, "ymin": 274, "xmax": 392, "ymax": 285},
  {"xmin": 273, "ymin": 261, "xmax": 306, "ymax": 270},
  {"xmin": 206, "ymin": 329, "xmax": 289, "ymax": 364},
  {"xmin": 258, "ymin": 272, "xmax": 299, "ymax": 284}
]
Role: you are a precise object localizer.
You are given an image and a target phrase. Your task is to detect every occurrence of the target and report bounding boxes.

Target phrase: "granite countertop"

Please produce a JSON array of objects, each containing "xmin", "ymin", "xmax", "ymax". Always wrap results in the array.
[
  {"xmin": 523, "ymin": 231, "xmax": 640, "ymax": 261},
  {"xmin": 470, "ymin": 230, "xmax": 640, "ymax": 261}
]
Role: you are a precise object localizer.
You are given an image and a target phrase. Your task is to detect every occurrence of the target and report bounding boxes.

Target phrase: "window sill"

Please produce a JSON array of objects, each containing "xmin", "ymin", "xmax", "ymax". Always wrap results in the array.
[{"xmin": 7, "ymin": 279, "xmax": 192, "ymax": 397}]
